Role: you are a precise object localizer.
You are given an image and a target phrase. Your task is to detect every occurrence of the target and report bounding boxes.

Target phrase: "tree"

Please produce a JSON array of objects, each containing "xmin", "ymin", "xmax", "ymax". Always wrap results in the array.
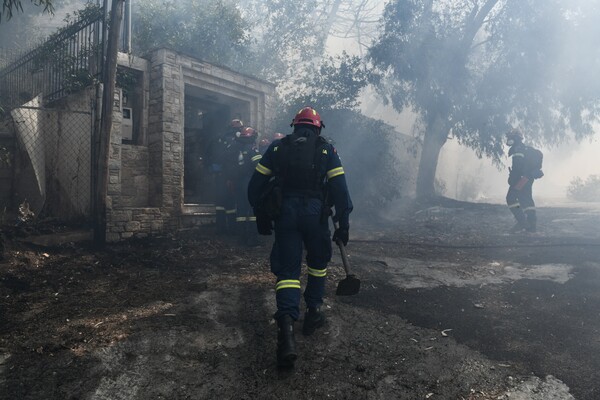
[
  {"xmin": 368, "ymin": 0, "xmax": 600, "ymax": 199},
  {"xmin": 1, "ymin": 0, "xmax": 53, "ymax": 22},
  {"xmin": 132, "ymin": 0, "xmax": 250, "ymax": 69}
]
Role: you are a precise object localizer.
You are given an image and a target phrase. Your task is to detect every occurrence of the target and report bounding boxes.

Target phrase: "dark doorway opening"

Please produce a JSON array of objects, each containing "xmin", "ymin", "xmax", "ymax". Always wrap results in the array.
[{"xmin": 183, "ymin": 96, "xmax": 230, "ymax": 205}]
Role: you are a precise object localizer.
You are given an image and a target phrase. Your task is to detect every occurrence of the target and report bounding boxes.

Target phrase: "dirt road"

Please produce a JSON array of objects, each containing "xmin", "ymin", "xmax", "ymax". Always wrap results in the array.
[{"xmin": 1, "ymin": 202, "xmax": 599, "ymax": 399}]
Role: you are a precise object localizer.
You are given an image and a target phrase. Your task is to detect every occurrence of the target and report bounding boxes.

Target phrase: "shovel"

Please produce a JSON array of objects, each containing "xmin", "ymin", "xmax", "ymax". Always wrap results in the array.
[{"xmin": 333, "ymin": 221, "xmax": 360, "ymax": 296}]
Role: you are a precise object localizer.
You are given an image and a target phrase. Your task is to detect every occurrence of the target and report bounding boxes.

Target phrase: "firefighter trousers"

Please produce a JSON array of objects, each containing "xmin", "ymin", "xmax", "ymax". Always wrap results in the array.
[
  {"xmin": 506, "ymin": 179, "xmax": 536, "ymax": 227},
  {"xmin": 270, "ymin": 197, "xmax": 332, "ymax": 321}
]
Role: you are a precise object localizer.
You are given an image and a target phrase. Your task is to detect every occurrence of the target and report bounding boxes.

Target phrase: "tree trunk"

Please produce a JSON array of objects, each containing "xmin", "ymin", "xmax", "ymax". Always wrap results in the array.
[
  {"xmin": 94, "ymin": 0, "xmax": 124, "ymax": 245},
  {"xmin": 415, "ymin": 115, "xmax": 448, "ymax": 200}
]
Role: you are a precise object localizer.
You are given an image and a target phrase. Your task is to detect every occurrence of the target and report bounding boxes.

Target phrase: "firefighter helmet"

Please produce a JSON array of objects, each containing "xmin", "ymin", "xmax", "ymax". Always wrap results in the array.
[
  {"xmin": 230, "ymin": 119, "xmax": 244, "ymax": 129},
  {"xmin": 259, "ymin": 138, "xmax": 271, "ymax": 147},
  {"xmin": 506, "ymin": 128, "xmax": 523, "ymax": 146},
  {"xmin": 291, "ymin": 106, "xmax": 324, "ymax": 128},
  {"xmin": 238, "ymin": 126, "xmax": 258, "ymax": 142},
  {"xmin": 272, "ymin": 132, "xmax": 285, "ymax": 141}
]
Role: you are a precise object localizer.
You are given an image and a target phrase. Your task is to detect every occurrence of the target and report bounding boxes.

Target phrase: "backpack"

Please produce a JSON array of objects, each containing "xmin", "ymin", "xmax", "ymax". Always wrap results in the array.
[
  {"xmin": 524, "ymin": 145, "xmax": 544, "ymax": 179},
  {"xmin": 275, "ymin": 132, "xmax": 328, "ymax": 196},
  {"xmin": 254, "ymin": 132, "xmax": 328, "ymax": 230}
]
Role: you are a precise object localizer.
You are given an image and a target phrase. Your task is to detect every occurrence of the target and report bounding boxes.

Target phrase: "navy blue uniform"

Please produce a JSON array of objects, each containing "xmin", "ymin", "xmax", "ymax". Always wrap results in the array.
[
  {"xmin": 234, "ymin": 142, "xmax": 262, "ymax": 244},
  {"xmin": 506, "ymin": 142, "xmax": 536, "ymax": 230},
  {"xmin": 210, "ymin": 129, "xmax": 239, "ymax": 233},
  {"xmin": 248, "ymin": 131, "xmax": 353, "ymax": 320}
]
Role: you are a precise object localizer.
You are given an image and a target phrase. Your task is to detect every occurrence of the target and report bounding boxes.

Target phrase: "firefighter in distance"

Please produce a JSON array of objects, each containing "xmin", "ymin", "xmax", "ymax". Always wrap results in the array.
[{"xmin": 505, "ymin": 128, "xmax": 544, "ymax": 233}]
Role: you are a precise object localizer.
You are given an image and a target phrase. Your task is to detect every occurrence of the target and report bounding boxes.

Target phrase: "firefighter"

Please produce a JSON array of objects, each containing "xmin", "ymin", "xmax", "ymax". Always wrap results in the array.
[
  {"xmin": 211, "ymin": 119, "xmax": 243, "ymax": 234},
  {"xmin": 234, "ymin": 126, "xmax": 262, "ymax": 245},
  {"xmin": 257, "ymin": 137, "xmax": 271, "ymax": 154},
  {"xmin": 272, "ymin": 132, "xmax": 285, "ymax": 141},
  {"xmin": 248, "ymin": 106, "xmax": 353, "ymax": 368},
  {"xmin": 505, "ymin": 128, "xmax": 538, "ymax": 233}
]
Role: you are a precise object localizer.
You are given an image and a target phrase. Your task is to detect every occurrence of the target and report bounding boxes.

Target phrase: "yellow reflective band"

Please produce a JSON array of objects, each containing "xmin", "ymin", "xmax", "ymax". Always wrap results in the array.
[
  {"xmin": 322, "ymin": 149, "xmax": 328, "ymax": 154},
  {"xmin": 523, "ymin": 207, "xmax": 536, "ymax": 211},
  {"xmin": 251, "ymin": 155, "xmax": 262, "ymax": 162},
  {"xmin": 273, "ymin": 146, "xmax": 278, "ymax": 152},
  {"xmin": 276, "ymin": 279, "xmax": 301, "ymax": 291},
  {"xmin": 236, "ymin": 217, "xmax": 247, "ymax": 222},
  {"xmin": 327, "ymin": 167, "xmax": 344, "ymax": 179},
  {"xmin": 508, "ymin": 203, "xmax": 520, "ymax": 209},
  {"xmin": 307, "ymin": 267, "xmax": 327, "ymax": 277},
  {"xmin": 256, "ymin": 163, "xmax": 272, "ymax": 176},
  {"xmin": 248, "ymin": 216, "xmax": 257, "ymax": 221},
  {"xmin": 226, "ymin": 209, "xmax": 237, "ymax": 214},
  {"xmin": 512, "ymin": 153, "xmax": 525, "ymax": 158},
  {"xmin": 215, "ymin": 206, "xmax": 225, "ymax": 211}
]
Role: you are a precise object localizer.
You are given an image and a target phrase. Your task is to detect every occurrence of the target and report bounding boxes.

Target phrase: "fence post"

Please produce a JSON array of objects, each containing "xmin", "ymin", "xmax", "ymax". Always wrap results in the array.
[{"xmin": 94, "ymin": 0, "xmax": 124, "ymax": 245}]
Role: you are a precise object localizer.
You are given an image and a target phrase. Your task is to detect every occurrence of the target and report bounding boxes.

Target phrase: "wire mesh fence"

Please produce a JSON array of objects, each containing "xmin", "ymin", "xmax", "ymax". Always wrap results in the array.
[{"xmin": 9, "ymin": 105, "xmax": 93, "ymax": 222}]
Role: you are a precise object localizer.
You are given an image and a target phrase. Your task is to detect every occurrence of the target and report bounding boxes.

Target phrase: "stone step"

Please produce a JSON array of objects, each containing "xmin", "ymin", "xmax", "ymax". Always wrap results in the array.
[{"xmin": 182, "ymin": 203, "xmax": 214, "ymax": 216}]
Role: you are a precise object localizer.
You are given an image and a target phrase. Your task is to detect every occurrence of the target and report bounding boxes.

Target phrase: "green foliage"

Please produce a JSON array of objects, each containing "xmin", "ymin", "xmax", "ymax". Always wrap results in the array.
[
  {"xmin": 290, "ymin": 53, "xmax": 371, "ymax": 112},
  {"xmin": 132, "ymin": 0, "xmax": 251, "ymax": 68},
  {"xmin": 238, "ymin": 0, "xmax": 327, "ymax": 81},
  {"xmin": 567, "ymin": 175, "xmax": 600, "ymax": 202},
  {"xmin": 0, "ymin": 0, "xmax": 54, "ymax": 22}
]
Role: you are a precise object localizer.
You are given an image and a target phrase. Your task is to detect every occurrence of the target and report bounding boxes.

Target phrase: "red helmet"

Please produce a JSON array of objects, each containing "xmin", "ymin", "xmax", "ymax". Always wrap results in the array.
[
  {"xmin": 230, "ymin": 119, "xmax": 244, "ymax": 129},
  {"xmin": 272, "ymin": 132, "xmax": 285, "ymax": 140},
  {"xmin": 291, "ymin": 107, "xmax": 324, "ymax": 128},
  {"xmin": 239, "ymin": 126, "xmax": 257, "ymax": 138},
  {"xmin": 259, "ymin": 138, "xmax": 271, "ymax": 147}
]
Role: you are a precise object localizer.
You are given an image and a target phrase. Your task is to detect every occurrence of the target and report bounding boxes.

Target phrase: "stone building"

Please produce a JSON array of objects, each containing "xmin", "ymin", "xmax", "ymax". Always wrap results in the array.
[{"xmin": 1, "ymin": 48, "xmax": 277, "ymax": 241}]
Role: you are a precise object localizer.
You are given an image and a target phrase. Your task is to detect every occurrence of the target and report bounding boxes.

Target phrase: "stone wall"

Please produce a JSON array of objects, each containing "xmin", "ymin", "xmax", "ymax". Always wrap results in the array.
[
  {"xmin": 119, "ymin": 145, "xmax": 150, "ymax": 207},
  {"xmin": 106, "ymin": 207, "xmax": 163, "ymax": 241},
  {"xmin": 148, "ymin": 49, "xmax": 185, "ymax": 230}
]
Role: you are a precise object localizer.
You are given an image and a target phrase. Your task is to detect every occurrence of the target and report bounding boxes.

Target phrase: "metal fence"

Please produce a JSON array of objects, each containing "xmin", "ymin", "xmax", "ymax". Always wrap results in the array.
[
  {"xmin": 0, "ymin": 4, "xmax": 105, "ymax": 109},
  {"xmin": 9, "ymin": 105, "xmax": 93, "ymax": 222}
]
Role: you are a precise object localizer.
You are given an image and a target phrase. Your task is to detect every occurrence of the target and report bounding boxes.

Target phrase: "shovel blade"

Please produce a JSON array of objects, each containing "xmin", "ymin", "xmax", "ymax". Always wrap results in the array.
[{"xmin": 336, "ymin": 274, "xmax": 360, "ymax": 296}]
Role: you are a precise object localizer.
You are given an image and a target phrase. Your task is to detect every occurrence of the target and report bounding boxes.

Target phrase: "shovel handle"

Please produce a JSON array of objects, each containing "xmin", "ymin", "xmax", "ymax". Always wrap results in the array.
[{"xmin": 333, "ymin": 221, "xmax": 352, "ymax": 276}]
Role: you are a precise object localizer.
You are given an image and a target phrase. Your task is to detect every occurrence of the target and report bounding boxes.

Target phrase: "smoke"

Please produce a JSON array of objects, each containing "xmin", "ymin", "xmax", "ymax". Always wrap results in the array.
[{"xmin": 326, "ymin": 0, "xmax": 600, "ymax": 207}]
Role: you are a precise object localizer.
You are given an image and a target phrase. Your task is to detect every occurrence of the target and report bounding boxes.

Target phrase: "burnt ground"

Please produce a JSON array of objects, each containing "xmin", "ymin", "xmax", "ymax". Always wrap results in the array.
[{"xmin": 1, "ymin": 202, "xmax": 599, "ymax": 399}]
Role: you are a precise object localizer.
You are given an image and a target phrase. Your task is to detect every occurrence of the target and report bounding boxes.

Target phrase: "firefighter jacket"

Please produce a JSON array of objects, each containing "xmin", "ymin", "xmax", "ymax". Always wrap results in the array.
[
  {"xmin": 235, "ymin": 141, "xmax": 262, "ymax": 180},
  {"xmin": 508, "ymin": 142, "xmax": 528, "ymax": 185},
  {"xmin": 209, "ymin": 128, "xmax": 238, "ymax": 172},
  {"xmin": 247, "ymin": 131, "xmax": 353, "ymax": 228}
]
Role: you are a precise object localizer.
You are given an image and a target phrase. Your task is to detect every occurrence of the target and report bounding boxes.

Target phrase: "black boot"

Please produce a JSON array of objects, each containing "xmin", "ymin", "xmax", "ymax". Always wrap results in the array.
[
  {"xmin": 276, "ymin": 315, "xmax": 297, "ymax": 368},
  {"xmin": 509, "ymin": 221, "xmax": 528, "ymax": 233},
  {"xmin": 525, "ymin": 210, "xmax": 537, "ymax": 232},
  {"xmin": 302, "ymin": 307, "xmax": 326, "ymax": 336},
  {"xmin": 509, "ymin": 208, "xmax": 528, "ymax": 233}
]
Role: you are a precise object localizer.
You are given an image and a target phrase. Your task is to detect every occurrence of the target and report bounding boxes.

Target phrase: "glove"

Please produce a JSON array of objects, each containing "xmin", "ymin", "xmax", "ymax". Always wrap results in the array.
[{"xmin": 332, "ymin": 226, "xmax": 349, "ymax": 246}]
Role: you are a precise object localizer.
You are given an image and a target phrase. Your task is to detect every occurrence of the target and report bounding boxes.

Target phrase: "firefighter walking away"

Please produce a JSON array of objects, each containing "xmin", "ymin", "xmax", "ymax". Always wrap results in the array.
[
  {"xmin": 248, "ymin": 106, "xmax": 353, "ymax": 368},
  {"xmin": 505, "ymin": 128, "xmax": 544, "ymax": 233}
]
